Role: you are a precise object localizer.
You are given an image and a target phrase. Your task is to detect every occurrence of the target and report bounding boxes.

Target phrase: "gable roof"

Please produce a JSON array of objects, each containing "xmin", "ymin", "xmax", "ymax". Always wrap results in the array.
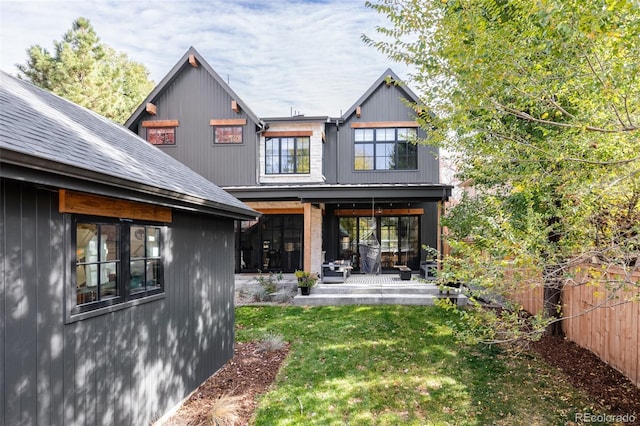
[
  {"xmin": 0, "ymin": 71, "xmax": 257, "ymax": 220},
  {"xmin": 341, "ymin": 68, "xmax": 423, "ymax": 121},
  {"xmin": 125, "ymin": 46, "xmax": 263, "ymax": 129}
]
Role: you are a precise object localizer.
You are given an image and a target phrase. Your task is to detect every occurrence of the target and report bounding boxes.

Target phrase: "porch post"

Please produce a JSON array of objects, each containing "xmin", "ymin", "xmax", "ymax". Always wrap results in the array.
[{"xmin": 304, "ymin": 202, "xmax": 312, "ymax": 273}]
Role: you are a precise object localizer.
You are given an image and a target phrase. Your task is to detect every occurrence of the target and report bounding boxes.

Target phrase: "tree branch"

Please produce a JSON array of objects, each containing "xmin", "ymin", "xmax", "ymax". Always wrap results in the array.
[
  {"xmin": 491, "ymin": 99, "xmax": 639, "ymax": 133},
  {"xmin": 584, "ymin": 53, "xmax": 630, "ymax": 129},
  {"xmin": 486, "ymin": 130, "xmax": 640, "ymax": 166}
]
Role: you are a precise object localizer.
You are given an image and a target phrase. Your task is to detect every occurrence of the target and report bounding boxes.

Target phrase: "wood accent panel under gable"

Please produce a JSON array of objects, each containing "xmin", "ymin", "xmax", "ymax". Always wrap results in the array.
[
  {"xmin": 231, "ymin": 100, "xmax": 240, "ymax": 113},
  {"xmin": 350, "ymin": 121, "xmax": 418, "ymax": 128},
  {"xmin": 189, "ymin": 54, "xmax": 198, "ymax": 67},
  {"xmin": 59, "ymin": 189, "xmax": 172, "ymax": 222},
  {"xmin": 142, "ymin": 120, "xmax": 179, "ymax": 128},
  {"xmin": 146, "ymin": 103, "xmax": 157, "ymax": 115},
  {"xmin": 263, "ymin": 131, "xmax": 313, "ymax": 137},
  {"xmin": 209, "ymin": 119, "xmax": 247, "ymax": 126}
]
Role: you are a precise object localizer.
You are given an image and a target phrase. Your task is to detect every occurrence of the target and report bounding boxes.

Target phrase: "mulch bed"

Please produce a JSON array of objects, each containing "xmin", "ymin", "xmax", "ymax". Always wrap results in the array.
[
  {"xmin": 531, "ymin": 335, "xmax": 640, "ymax": 418},
  {"xmin": 167, "ymin": 341, "xmax": 289, "ymax": 425}
]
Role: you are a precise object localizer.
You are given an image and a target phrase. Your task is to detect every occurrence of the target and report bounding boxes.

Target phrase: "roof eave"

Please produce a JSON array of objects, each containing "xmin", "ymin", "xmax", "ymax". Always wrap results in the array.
[
  {"xmin": 1, "ymin": 150, "xmax": 259, "ymax": 221},
  {"xmin": 224, "ymin": 184, "xmax": 452, "ymax": 203}
]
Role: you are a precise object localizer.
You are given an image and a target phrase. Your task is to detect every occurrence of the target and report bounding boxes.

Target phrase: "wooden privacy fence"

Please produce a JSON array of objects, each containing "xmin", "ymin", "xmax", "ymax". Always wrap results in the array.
[{"xmin": 509, "ymin": 265, "xmax": 640, "ymax": 388}]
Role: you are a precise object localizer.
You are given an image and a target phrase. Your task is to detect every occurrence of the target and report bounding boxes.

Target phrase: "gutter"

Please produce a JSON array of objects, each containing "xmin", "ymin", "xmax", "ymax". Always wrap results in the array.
[{"xmin": 1, "ymin": 154, "xmax": 260, "ymax": 221}]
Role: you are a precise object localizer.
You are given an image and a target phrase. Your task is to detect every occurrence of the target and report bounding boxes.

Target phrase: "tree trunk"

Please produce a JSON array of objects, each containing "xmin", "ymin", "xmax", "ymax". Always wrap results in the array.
[
  {"xmin": 543, "ymin": 265, "xmax": 564, "ymax": 336},
  {"xmin": 543, "ymin": 204, "xmax": 564, "ymax": 337}
]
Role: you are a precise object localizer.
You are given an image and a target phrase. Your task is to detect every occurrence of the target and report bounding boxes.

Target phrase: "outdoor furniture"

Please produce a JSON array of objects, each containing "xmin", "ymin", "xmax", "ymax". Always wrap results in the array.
[
  {"xmin": 420, "ymin": 261, "xmax": 437, "ymax": 280},
  {"xmin": 397, "ymin": 266, "xmax": 412, "ymax": 281},
  {"xmin": 322, "ymin": 260, "xmax": 352, "ymax": 283},
  {"xmin": 359, "ymin": 242, "xmax": 381, "ymax": 274}
]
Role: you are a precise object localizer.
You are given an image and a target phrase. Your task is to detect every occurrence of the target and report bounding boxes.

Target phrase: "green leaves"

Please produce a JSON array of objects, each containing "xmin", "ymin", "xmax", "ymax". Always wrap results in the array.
[{"xmin": 367, "ymin": 0, "xmax": 640, "ymax": 339}]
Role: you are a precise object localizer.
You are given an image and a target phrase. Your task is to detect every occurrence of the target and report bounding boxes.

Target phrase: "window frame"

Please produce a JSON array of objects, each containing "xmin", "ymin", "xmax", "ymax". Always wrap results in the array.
[
  {"xmin": 265, "ymin": 136, "xmax": 311, "ymax": 174},
  {"xmin": 67, "ymin": 214, "xmax": 166, "ymax": 322},
  {"xmin": 213, "ymin": 125, "xmax": 243, "ymax": 144},
  {"xmin": 146, "ymin": 126, "xmax": 176, "ymax": 146},
  {"xmin": 353, "ymin": 127, "xmax": 418, "ymax": 171}
]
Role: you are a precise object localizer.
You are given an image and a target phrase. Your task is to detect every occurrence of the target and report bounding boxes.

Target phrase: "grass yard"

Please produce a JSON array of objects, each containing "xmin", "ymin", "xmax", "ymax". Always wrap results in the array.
[{"xmin": 235, "ymin": 305, "xmax": 608, "ymax": 425}]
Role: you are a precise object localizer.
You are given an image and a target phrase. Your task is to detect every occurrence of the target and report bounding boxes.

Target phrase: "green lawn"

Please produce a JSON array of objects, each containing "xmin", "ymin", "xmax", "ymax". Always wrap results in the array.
[{"xmin": 236, "ymin": 305, "xmax": 605, "ymax": 425}]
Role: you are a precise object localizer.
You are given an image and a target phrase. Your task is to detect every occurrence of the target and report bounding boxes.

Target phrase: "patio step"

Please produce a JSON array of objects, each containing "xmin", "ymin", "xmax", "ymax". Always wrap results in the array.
[
  {"xmin": 311, "ymin": 284, "xmax": 442, "ymax": 295},
  {"xmin": 293, "ymin": 283, "xmax": 468, "ymax": 306}
]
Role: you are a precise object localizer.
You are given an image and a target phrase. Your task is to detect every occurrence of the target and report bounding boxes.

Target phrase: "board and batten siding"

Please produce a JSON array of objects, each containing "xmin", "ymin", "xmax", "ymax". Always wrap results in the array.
[
  {"xmin": 133, "ymin": 64, "xmax": 259, "ymax": 187},
  {"xmin": 332, "ymin": 83, "xmax": 439, "ymax": 185},
  {"xmin": 1, "ymin": 178, "xmax": 236, "ymax": 425}
]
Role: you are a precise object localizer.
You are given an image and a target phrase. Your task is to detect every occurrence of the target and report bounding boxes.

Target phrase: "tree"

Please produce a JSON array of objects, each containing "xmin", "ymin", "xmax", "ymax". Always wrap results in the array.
[
  {"xmin": 17, "ymin": 17, "xmax": 154, "ymax": 123},
  {"xmin": 364, "ymin": 0, "xmax": 640, "ymax": 339}
]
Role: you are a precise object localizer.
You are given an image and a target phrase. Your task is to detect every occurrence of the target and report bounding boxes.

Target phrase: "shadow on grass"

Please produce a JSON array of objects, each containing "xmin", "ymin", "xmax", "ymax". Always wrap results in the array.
[{"xmin": 236, "ymin": 305, "xmax": 606, "ymax": 425}]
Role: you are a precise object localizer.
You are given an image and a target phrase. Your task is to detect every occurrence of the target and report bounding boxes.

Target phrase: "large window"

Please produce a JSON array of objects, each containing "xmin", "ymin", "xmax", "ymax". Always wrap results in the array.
[
  {"xmin": 265, "ymin": 137, "xmax": 310, "ymax": 174},
  {"xmin": 354, "ymin": 127, "xmax": 418, "ymax": 170},
  {"xmin": 74, "ymin": 216, "xmax": 164, "ymax": 315}
]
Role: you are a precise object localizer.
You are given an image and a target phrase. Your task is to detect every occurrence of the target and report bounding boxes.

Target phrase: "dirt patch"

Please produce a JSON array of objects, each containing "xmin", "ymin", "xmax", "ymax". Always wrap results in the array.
[
  {"xmin": 531, "ymin": 335, "xmax": 640, "ymax": 419},
  {"xmin": 165, "ymin": 341, "xmax": 289, "ymax": 425}
]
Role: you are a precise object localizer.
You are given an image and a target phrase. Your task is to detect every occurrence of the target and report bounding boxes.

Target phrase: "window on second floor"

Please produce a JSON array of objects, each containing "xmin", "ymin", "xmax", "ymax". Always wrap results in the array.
[
  {"xmin": 147, "ymin": 127, "xmax": 176, "ymax": 145},
  {"xmin": 265, "ymin": 136, "xmax": 310, "ymax": 174},
  {"xmin": 214, "ymin": 126, "xmax": 243, "ymax": 144},
  {"xmin": 354, "ymin": 127, "xmax": 418, "ymax": 171}
]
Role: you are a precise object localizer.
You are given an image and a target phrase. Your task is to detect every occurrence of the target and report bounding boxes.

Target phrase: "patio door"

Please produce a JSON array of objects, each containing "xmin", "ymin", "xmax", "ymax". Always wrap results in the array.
[
  {"xmin": 338, "ymin": 215, "xmax": 420, "ymax": 272},
  {"xmin": 239, "ymin": 214, "xmax": 303, "ymax": 272}
]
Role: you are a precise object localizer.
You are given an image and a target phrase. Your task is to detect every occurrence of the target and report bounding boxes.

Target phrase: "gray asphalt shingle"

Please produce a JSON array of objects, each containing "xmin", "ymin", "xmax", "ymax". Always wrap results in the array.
[{"xmin": 0, "ymin": 71, "xmax": 255, "ymax": 216}]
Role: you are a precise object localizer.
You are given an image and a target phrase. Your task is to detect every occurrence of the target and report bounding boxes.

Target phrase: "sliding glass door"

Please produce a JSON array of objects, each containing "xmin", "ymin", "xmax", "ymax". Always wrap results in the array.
[{"xmin": 338, "ymin": 215, "xmax": 420, "ymax": 272}]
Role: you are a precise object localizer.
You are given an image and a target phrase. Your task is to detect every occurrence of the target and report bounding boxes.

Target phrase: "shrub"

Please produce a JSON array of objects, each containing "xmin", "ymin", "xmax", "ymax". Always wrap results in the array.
[
  {"xmin": 248, "ymin": 286, "xmax": 271, "ymax": 302},
  {"xmin": 255, "ymin": 271, "xmax": 283, "ymax": 294},
  {"xmin": 256, "ymin": 331, "xmax": 286, "ymax": 353},
  {"xmin": 205, "ymin": 393, "xmax": 241, "ymax": 425}
]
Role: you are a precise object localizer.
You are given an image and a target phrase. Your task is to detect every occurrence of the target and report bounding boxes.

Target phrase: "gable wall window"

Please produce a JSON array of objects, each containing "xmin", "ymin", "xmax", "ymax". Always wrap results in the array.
[
  {"xmin": 147, "ymin": 127, "xmax": 176, "ymax": 145},
  {"xmin": 142, "ymin": 120, "xmax": 179, "ymax": 146},
  {"xmin": 354, "ymin": 127, "xmax": 417, "ymax": 171},
  {"xmin": 210, "ymin": 119, "xmax": 247, "ymax": 145},
  {"xmin": 214, "ymin": 126, "xmax": 243, "ymax": 144},
  {"xmin": 74, "ymin": 215, "xmax": 165, "ymax": 315},
  {"xmin": 265, "ymin": 136, "xmax": 310, "ymax": 174}
]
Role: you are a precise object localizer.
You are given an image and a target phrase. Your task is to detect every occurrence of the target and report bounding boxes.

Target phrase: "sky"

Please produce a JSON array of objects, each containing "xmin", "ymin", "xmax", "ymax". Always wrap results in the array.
[{"xmin": 0, "ymin": 0, "xmax": 413, "ymax": 118}]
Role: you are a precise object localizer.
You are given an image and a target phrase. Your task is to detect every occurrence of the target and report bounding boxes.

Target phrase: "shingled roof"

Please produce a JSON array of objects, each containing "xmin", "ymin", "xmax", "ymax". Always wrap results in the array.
[{"xmin": 0, "ymin": 71, "xmax": 257, "ymax": 220}]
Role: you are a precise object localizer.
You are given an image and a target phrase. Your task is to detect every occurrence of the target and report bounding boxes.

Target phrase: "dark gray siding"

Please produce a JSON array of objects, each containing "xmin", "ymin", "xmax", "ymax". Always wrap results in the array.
[
  {"xmin": 323, "ymin": 123, "xmax": 339, "ymax": 183},
  {"xmin": 2, "ymin": 178, "xmax": 235, "ymax": 425},
  {"xmin": 420, "ymin": 202, "xmax": 440, "ymax": 253},
  {"xmin": 330, "ymin": 84, "xmax": 440, "ymax": 185},
  {"xmin": 132, "ymin": 65, "xmax": 259, "ymax": 187}
]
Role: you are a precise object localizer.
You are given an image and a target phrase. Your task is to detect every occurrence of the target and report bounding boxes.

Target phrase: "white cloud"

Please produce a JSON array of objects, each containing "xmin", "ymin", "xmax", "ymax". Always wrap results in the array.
[{"xmin": 0, "ymin": 0, "xmax": 413, "ymax": 116}]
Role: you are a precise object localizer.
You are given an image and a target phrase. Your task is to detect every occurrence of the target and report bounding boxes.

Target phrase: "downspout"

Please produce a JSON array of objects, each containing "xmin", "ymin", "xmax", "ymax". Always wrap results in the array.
[
  {"xmin": 335, "ymin": 118, "xmax": 340, "ymax": 184},
  {"xmin": 255, "ymin": 120, "xmax": 268, "ymax": 185}
]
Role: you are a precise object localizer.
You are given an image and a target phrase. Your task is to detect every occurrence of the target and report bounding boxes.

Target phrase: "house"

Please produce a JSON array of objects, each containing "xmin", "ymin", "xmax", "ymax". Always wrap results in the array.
[
  {"xmin": 126, "ymin": 47, "xmax": 452, "ymax": 275},
  {"xmin": 0, "ymin": 71, "xmax": 257, "ymax": 425}
]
